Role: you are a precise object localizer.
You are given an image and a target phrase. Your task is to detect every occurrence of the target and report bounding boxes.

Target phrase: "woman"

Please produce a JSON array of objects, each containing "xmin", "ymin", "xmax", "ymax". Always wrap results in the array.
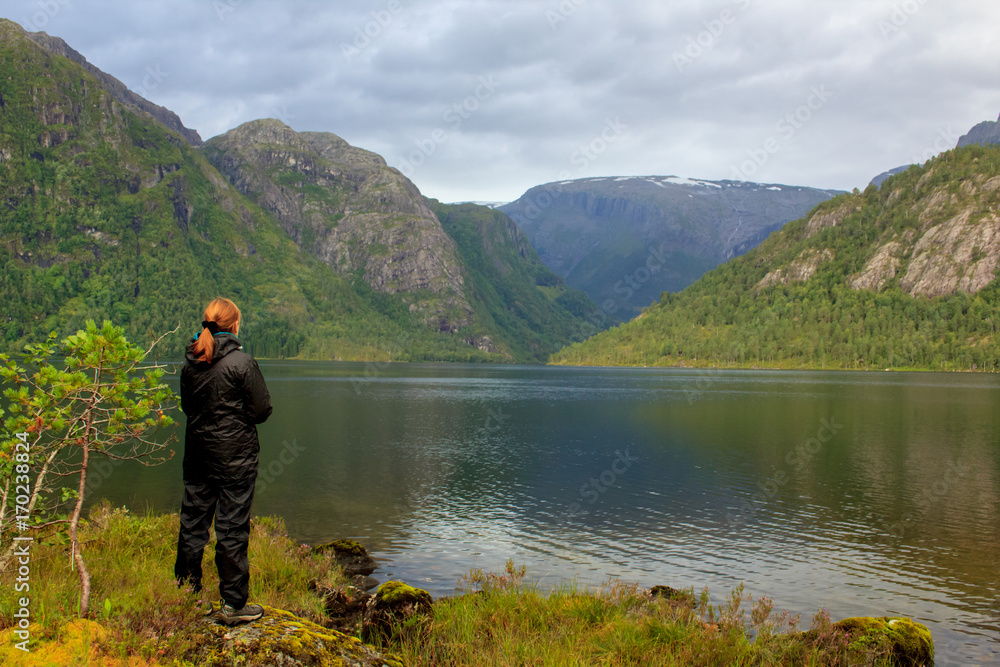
[{"xmin": 174, "ymin": 298, "xmax": 272, "ymax": 625}]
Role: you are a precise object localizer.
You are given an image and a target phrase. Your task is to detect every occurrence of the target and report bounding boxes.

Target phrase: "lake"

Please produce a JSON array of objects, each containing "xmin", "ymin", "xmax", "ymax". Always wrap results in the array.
[{"xmin": 90, "ymin": 363, "xmax": 999, "ymax": 664}]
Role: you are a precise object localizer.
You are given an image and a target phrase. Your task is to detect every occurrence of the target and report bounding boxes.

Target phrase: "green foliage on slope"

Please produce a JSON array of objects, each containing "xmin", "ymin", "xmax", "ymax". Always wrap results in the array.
[
  {"xmin": 430, "ymin": 201, "xmax": 607, "ymax": 361},
  {"xmin": 0, "ymin": 28, "xmax": 440, "ymax": 361},
  {"xmin": 0, "ymin": 22, "xmax": 600, "ymax": 363},
  {"xmin": 553, "ymin": 146, "xmax": 1000, "ymax": 371}
]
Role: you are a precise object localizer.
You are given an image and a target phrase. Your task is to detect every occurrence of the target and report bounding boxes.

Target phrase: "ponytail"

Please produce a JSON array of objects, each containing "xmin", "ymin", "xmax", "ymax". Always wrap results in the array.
[{"xmin": 191, "ymin": 298, "xmax": 242, "ymax": 363}]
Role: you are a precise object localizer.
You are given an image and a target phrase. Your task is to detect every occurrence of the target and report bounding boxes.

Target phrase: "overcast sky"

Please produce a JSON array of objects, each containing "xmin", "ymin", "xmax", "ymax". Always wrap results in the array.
[{"xmin": 9, "ymin": 0, "xmax": 1000, "ymax": 202}]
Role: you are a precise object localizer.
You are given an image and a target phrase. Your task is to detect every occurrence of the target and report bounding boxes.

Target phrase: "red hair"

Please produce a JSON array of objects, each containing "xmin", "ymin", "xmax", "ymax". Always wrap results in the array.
[{"xmin": 191, "ymin": 298, "xmax": 241, "ymax": 363}]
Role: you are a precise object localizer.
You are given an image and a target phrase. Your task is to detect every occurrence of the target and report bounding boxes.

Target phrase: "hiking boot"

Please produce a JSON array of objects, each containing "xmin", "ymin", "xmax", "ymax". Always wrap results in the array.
[{"xmin": 216, "ymin": 601, "xmax": 264, "ymax": 626}]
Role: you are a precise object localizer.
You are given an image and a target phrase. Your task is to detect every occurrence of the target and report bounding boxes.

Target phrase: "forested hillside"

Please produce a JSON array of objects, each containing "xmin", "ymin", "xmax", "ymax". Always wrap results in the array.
[
  {"xmin": 429, "ymin": 201, "xmax": 606, "ymax": 361},
  {"xmin": 552, "ymin": 145, "xmax": 1000, "ymax": 371},
  {"xmin": 0, "ymin": 20, "xmax": 602, "ymax": 362}
]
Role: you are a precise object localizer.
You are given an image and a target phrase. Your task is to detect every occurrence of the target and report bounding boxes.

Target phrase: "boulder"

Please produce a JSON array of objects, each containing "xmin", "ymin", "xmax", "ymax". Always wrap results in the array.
[
  {"xmin": 315, "ymin": 539, "xmax": 378, "ymax": 577},
  {"xmin": 649, "ymin": 585, "xmax": 696, "ymax": 608},
  {"xmin": 191, "ymin": 605, "xmax": 403, "ymax": 667},
  {"xmin": 361, "ymin": 581, "xmax": 434, "ymax": 645},
  {"xmin": 799, "ymin": 616, "xmax": 934, "ymax": 666}
]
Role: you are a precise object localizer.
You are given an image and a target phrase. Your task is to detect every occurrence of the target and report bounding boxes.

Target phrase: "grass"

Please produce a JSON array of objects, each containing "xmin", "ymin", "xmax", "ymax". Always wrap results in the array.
[
  {"xmin": 382, "ymin": 560, "xmax": 875, "ymax": 666},
  {"xmin": 0, "ymin": 501, "xmax": 347, "ymax": 665},
  {"xmin": 0, "ymin": 508, "xmax": 918, "ymax": 666}
]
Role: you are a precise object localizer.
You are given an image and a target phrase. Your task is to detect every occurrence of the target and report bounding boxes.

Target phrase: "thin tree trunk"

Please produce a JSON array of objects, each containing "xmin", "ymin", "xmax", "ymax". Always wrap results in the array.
[
  {"xmin": 0, "ymin": 447, "xmax": 59, "ymax": 572},
  {"xmin": 69, "ymin": 438, "xmax": 91, "ymax": 616}
]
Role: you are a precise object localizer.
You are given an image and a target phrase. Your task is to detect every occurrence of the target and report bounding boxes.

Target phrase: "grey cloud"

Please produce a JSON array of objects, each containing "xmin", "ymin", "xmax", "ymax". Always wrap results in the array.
[{"xmin": 5, "ymin": 0, "xmax": 1000, "ymax": 202}]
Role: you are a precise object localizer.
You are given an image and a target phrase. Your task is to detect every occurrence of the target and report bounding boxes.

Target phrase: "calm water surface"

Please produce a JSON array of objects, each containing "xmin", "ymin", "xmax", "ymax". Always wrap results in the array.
[{"xmin": 97, "ymin": 363, "xmax": 999, "ymax": 664}]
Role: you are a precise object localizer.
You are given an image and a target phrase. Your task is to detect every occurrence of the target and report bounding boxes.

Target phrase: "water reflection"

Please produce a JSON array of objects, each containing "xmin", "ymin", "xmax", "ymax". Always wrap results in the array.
[{"xmin": 90, "ymin": 364, "xmax": 999, "ymax": 662}]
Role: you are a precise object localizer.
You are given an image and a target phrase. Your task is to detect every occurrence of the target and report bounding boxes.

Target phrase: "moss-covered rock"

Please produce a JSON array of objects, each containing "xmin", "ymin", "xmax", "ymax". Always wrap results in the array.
[
  {"xmin": 798, "ymin": 615, "xmax": 934, "ymax": 666},
  {"xmin": 317, "ymin": 539, "xmax": 368, "ymax": 557},
  {"xmin": 649, "ymin": 585, "xmax": 696, "ymax": 608},
  {"xmin": 315, "ymin": 539, "xmax": 378, "ymax": 576},
  {"xmin": 188, "ymin": 605, "xmax": 403, "ymax": 667},
  {"xmin": 833, "ymin": 616, "xmax": 934, "ymax": 666},
  {"xmin": 361, "ymin": 581, "xmax": 433, "ymax": 645}
]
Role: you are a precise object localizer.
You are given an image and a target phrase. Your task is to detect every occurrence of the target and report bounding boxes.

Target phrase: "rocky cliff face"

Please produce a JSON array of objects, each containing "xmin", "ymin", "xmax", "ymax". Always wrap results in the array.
[
  {"xmin": 501, "ymin": 177, "xmax": 839, "ymax": 319},
  {"xmin": 203, "ymin": 119, "xmax": 473, "ymax": 331},
  {"xmin": 21, "ymin": 24, "xmax": 202, "ymax": 145},
  {"xmin": 957, "ymin": 114, "xmax": 1000, "ymax": 149},
  {"xmin": 858, "ymin": 174, "xmax": 1000, "ymax": 298},
  {"xmin": 753, "ymin": 151, "xmax": 1000, "ymax": 299}
]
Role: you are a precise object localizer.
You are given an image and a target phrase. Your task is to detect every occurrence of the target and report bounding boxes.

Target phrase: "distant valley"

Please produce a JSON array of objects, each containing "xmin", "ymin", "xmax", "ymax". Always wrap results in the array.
[
  {"xmin": 553, "ymin": 142, "xmax": 1000, "ymax": 371},
  {"xmin": 501, "ymin": 177, "xmax": 840, "ymax": 320}
]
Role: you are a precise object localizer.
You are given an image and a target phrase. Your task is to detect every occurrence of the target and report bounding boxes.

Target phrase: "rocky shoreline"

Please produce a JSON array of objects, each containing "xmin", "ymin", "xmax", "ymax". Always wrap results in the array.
[
  {"xmin": 263, "ymin": 539, "xmax": 936, "ymax": 667},
  {"xmin": 0, "ymin": 514, "xmax": 937, "ymax": 666}
]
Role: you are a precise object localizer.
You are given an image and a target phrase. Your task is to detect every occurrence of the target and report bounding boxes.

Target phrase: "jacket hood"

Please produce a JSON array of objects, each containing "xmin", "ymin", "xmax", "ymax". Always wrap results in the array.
[{"xmin": 184, "ymin": 332, "xmax": 243, "ymax": 367}]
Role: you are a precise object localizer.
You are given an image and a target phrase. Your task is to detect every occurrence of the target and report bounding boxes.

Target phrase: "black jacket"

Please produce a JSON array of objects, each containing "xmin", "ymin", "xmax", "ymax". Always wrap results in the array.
[{"xmin": 181, "ymin": 333, "xmax": 272, "ymax": 481}]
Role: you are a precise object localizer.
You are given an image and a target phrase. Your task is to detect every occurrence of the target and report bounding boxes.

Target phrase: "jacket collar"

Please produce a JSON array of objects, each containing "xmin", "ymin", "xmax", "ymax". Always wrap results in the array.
[{"xmin": 185, "ymin": 332, "xmax": 243, "ymax": 366}]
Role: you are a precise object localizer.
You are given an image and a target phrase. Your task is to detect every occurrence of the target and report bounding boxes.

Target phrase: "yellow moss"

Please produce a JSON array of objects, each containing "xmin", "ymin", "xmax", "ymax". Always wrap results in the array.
[
  {"xmin": 377, "ymin": 581, "xmax": 432, "ymax": 606},
  {"xmin": 0, "ymin": 619, "xmax": 160, "ymax": 667},
  {"xmin": 834, "ymin": 616, "xmax": 934, "ymax": 664},
  {"xmin": 326, "ymin": 539, "xmax": 367, "ymax": 556},
  {"xmin": 193, "ymin": 605, "xmax": 405, "ymax": 667}
]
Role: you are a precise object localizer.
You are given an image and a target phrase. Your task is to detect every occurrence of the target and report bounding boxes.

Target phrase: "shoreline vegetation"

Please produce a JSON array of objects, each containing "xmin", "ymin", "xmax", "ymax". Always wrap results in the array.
[
  {"xmin": 547, "ymin": 357, "xmax": 992, "ymax": 372},
  {"xmin": 0, "ymin": 506, "xmax": 934, "ymax": 666}
]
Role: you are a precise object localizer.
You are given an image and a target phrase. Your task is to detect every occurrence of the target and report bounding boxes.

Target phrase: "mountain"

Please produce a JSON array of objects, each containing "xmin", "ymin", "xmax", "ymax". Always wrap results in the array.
[
  {"xmin": 870, "ymin": 165, "xmax": 911, "ymax": 189},
  {"xmin": 202, "ymin": 119, "xmax": 473, "ymax": 332},
  {"xmin": 0, "ymin": 19, "xmax": 601, "ymax": 362},
  {"xmin": 870, "ymin": 112, "xmax": 1000, "ymax": 188},
  {"xmin": 22, "ymin": 29, "xmax": 202, "ymax": 146},
  {"xmin": 500, "ymin": 177, "xmax": 839, "ymax": 320},
  {"xmin": 552, "ymin": 144, "xmax": 1000, "ymax": 371},
  {"xmin": 957, "ymin": 114, "xmax": 1000, "ymax": 149}
]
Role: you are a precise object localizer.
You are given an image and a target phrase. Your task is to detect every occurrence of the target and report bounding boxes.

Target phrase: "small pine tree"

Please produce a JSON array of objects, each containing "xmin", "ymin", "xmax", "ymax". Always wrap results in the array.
[{"xmin": 0, "ymin": 321, "xmax": 177, "ymax": 615}]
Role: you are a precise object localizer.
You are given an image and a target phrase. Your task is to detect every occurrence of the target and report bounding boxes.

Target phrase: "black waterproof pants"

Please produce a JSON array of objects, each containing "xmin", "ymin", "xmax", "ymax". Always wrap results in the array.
[{"xmin": 174, "ymin": 476, "xmax": 255, "ymax": 608}]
